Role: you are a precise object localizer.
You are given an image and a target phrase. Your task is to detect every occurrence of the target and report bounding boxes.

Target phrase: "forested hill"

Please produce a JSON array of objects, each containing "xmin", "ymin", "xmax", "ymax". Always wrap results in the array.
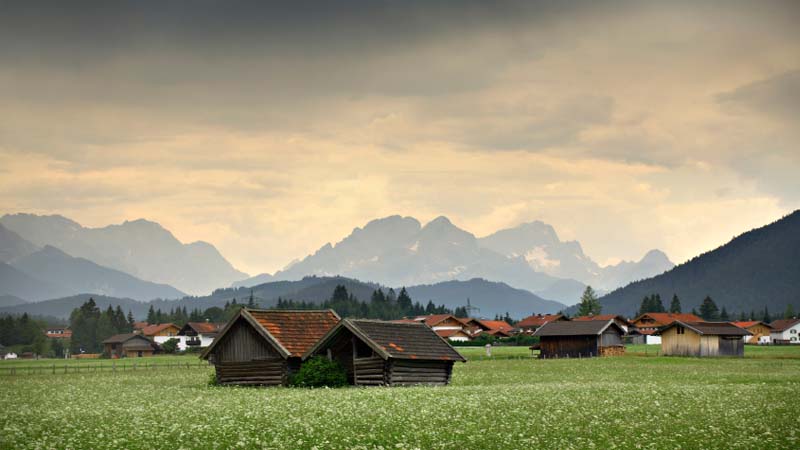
[{"xmin": 597, "ymin": 210, "xmax": 800, "ymax": 316}]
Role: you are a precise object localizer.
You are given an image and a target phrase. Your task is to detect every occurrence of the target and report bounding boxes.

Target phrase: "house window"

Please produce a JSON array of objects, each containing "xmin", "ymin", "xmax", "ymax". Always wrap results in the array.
[
  {"xmin": 676, "ymin": 326, "xmax": 685, "ymax": 335},
  {"xmin": 791, "ymin": 329, "xmax": 797, "ymax": 334}
]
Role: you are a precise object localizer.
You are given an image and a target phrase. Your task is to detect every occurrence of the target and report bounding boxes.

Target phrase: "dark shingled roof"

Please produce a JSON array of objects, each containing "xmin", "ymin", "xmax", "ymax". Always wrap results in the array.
[
  {"xmin": 532, "ymin": 319, "xmax": 623, "ymax": 337},
  {"xmin": 311, "ymin": 319, "xmax": 466, "ymax": 362},
  {"xmin": 656, "ymin": 321, "xmax": 752, "ymax": 336}
]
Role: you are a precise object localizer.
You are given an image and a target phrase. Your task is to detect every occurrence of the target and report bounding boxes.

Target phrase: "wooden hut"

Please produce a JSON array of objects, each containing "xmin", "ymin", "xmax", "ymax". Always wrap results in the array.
[
  {"xmin": 200, "ymin": 308, "xmax": 340, "ymax": 386},
  {"xmin": 656, "ymin": 321, "xmax": 751, "ymax": 357},
  {"xmin": 532, "ymin": 319, "xmax": 626, "ymax": 358},
  {"xmin": 307, "ymin": 319, "xmax": 466, "ymax": 386},
  {"xmin": 102, "ymin": 333, "xmax": 159, "ymax": 358}
]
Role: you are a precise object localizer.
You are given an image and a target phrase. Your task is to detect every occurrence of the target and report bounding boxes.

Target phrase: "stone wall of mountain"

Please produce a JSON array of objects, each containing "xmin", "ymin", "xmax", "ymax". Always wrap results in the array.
[
  {"xmin": 597, "ymin": 210, "xmax": 800, "ymax": 316},
  {"xmin": 0, "ymin": 214, "xmax": 247, "ymax": 295},
  {"xmin": 243, "ymin": 215, "xmax": 672, "ymax": 305},
  {"xmin": 250, "ymin": 215, "xmax": 581, "ymax": 302},
  {"xmin": 478, "ymin": 221, "xmax": 674, "ymax": 291}
]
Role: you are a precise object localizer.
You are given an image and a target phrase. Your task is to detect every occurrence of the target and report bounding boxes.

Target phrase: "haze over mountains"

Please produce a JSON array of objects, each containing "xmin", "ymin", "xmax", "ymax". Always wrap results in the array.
[
  {"xmin": 239, "ymin": 215, "xmax": 673, "ymax": 303},
  {"xmin": 0, "ymin": 214, "xmax": 247, "ymax": 295},
  {"xmin": 0, "ymin": 276, "xmax": 566, "ymax": 320}
]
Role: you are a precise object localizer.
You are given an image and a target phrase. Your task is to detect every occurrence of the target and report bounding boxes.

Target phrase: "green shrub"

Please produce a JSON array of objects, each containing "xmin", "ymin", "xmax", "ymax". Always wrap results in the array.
[
  {"xmin": 160, "ymin": 338, "xmax": 180, "ymax": 354},
  {"xmin": 207, "ymin": 371, "xmax": 218, "ymax": 387},
  {"xmin": 290, "ymin": 356, "xmax": 347, "ymax": 388}
]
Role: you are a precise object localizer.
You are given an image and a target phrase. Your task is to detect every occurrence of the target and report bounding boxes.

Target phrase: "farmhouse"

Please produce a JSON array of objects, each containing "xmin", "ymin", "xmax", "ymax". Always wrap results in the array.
[
  {"xmin": 769, "ymin": 318, "xmax": 800, "ymax": 344},
  {"xmin": 140, "ymin": 323, "xmax": 181, "ymax": 347},
  {"xmin": 630, "ymin": 312, "xmax": 704, "ymax": 344},
  {"xmin": 732, "ymin": 321, "xmax": 773, "ymax": 344},
  {"xmin": 45, "ymin": 327, "xmax": 72, "ymax": 339},
  {"xmin": 102, "ymin": 333, "xmax": 159, "ymax": 358},
  {"xmin": 477, "ymin": 319, "xmax": 515, "ymax": 336},
  {"xmin": 657, "ymin": 321, "xmax": 750, "ymax": 356},
  {"xmin": 516, "ymin": 314, "xmax": 566, "ymax": 334},
  {"xmin": 177, "ymin": 321, "xmax": 224, "ymax": 350},
  {"xmin": 400, "ymin": 314, "xmax": 472, "ymax": 341},
  {"xmin": 308, "ymin": 319, "xmax": 466, "ymax": 386},
  {"xmin": 200, "ymin": 308, "xmax": 340, "ymax": 386},
  {"xmin": 533, "ymin": 319, "xmax": 626, "ymax": 358}
]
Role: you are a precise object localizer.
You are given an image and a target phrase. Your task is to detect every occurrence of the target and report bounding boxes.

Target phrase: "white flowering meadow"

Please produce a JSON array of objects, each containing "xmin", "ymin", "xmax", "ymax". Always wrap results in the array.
[{"xmin": 1, "ymin": 347, "xmax": 798, "ymax": 449}]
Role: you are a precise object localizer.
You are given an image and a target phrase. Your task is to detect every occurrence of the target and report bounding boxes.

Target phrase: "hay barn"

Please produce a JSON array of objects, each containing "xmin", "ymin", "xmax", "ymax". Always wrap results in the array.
[
  {"xmin": 533, "ymin": 319, "xmax": 626, "ymax": 358},
  {"xmin": 308, "ymin": 319, "xmax": 466, "ymax": 386},
  {"xmin": 200, "ymin": 308, "xmax": 340, "ymax": 386},
  {"xmin": 657, "ymin": 321, "xmax": 751, "ymax": 357}
]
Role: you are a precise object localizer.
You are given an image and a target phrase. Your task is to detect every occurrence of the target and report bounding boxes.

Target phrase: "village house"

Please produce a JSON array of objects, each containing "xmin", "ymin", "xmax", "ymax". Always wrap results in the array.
[
  {"xmin": 533, "ymin": 319, "xmax": 626, "ymax": 358},
  {"xmin": 460, "ymin": 318, "xmax": 491, "ymax": 337},
  {"xmin": 769, "ymin": 318, "xmax": 800, "ymax": 344},
  {"xmin": 307, "ymin": 319, "xmax": 466, "ymax": 386},
  {"xmin": 630, "ymin": 312, "xmax": 704, "ymax": 344},
  {"xmin": 102, "ymin": 333, "xmax": 159, "ymax": 358},
  {"xmin": 400, "ymin": 314, "xmax": 472, "ymax": 342},
  {"xmin": 656, "ymin": 321, "xmax": 750, "ymax": 356},
  {"xmin": 200, "ymin": 308, "xmax": 340, "ymax": 386},
  {"xmin": 140, "ymin": 323, "xmax": 181, "ymax": 347},
  {"xmin": 732, "ymin": 321, "xmax": 773, "ymax": 344},
  {"xmin": 176, "ymin": 321, "xmax": 224, "ymax": 350},
  {"xmin": 516, "ymin": 314, "xmax": 567, "ymax": 335},
  {"xmin": 45, "ymin": 327, "xmax": 72, "ymax": 339},
  {"xmin": 476, "ymin": 319, "xmax": 515, "ymax": 337}
]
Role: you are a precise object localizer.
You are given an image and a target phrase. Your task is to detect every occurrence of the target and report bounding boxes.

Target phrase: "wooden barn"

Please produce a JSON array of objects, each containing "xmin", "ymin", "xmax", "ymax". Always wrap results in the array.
[
  {"xmin": 102, "ymin": 333, "xmax": 159, "ymax": 358},
  {"xmin": 307, "ymin": 319, "xmax": 466, "ymax": 386},
  {"xmin": 200, "ymin": 308, "xmax": 340, "ymax": 386},
  {"xmin": 656, "ymin": 321, "xmax": 751, "ymax": 357},
  {"xmin": 532, "ymin": 319, "xmax": 626, "ymax": 358}
]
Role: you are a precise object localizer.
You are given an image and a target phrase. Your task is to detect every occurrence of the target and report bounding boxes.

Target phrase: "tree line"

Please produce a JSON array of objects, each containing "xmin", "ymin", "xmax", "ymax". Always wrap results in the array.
[
  {"xmin": 273, "ymin": 285, "xmax": 467, "ymax": 320},
  {"xmin": 636, "ymin": 293, "xmax": 797, "ymax": 322}
]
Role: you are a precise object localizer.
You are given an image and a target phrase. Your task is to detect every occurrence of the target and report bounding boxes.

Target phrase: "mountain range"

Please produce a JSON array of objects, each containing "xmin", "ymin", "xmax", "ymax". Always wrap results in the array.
[
  {"xmin": 596, "ymin": 210, "xmax": 800, "ymax": 316},
  {"xmin": 478, "ymin": 221, "xmax": 674, "ymax": 291},
  {"xmin": 0, "ymin": 276, "xmax": 567, "ymax": 320},
  {"xmin": 0, "ymin": 214, "xmax": 247, "ymax": 295},
  {"xmin": 239, "ymin": 215, "xmax": 673, "ymax": 303}
]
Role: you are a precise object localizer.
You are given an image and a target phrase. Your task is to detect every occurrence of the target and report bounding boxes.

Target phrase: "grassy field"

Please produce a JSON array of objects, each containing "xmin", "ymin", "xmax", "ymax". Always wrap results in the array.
[{"xmin": 1, "ymin": 346, "xmax": 799, "ymax": 449}]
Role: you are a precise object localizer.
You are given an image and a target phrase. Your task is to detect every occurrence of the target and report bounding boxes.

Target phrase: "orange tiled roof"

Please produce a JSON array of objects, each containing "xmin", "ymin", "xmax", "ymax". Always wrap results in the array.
[
  {"xmin": 517, "ymin": 314, "xmax": 564, "ymax": 328},
  {"xmin": 435, "ymin": 328, "xmax": 470, "ymax": 338},
  {"xmin": 185, "ymin": 322, "xmax": 224, "ymax": 334},
  {"xmin": 572, "ymin": 314, "xmax": 632, "ymax": 327},
  {"xmin": 247, "ymin": 310, "xmax": 340, "ymax": 357},
  {"xmin": 477, "ymin": 320, "xmax": 514, "ymax": 332},
  {"xmin": 632, "ymin": 313, "xmax": 704, "ymax": 327},
  {"xmin": 141, "ymin": 323, "xmax": 179, "ymax": 336},
  {"xmin": 412, "ymin": 314, "xmax": 462, "ymax": 327},
  {"xmin": 732, "ymin": 321, "xmax": 771, "ymax": 329}
]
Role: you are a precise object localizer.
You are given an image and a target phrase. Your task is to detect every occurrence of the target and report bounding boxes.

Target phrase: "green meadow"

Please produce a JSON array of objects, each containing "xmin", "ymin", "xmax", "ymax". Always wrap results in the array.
[{"xmin": 1, "ymin": 346, "xmax": 799, "ymax": 449}]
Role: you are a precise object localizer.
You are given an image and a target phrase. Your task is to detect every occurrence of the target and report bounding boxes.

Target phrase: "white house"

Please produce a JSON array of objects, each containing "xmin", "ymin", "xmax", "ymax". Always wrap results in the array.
[
  {"xmin": 769, "ymin": 318, "xmax": 800, "ymax": 344},
  {"xmin": 175, "ymin": 322, "xmax": 224, "ymax": 351},
  {"xmin": 4, "ymin": 352, "xmax": 18, "ymax": 360}
]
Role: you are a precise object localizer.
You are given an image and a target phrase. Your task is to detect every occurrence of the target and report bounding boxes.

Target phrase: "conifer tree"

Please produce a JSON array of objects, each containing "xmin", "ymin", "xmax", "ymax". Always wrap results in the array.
[{"xmin": 669, "ymin": 294, "xmax": 682, "ymax": 313}]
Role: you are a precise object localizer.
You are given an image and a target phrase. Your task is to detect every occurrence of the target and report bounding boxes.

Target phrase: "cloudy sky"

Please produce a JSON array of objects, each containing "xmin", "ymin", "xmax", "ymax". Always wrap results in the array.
[{"xmin": 1, "ymin": 0, "xmax": 798, "ymax": 276}]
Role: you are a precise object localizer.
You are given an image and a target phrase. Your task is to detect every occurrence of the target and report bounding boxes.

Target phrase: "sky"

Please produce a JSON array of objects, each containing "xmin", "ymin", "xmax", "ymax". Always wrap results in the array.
[{"xmin": 1, "ymin": 0, "xmax": 798, "ymax": 276}]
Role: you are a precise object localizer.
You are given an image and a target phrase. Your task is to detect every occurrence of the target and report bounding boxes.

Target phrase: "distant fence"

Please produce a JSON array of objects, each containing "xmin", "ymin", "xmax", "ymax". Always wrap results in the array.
[{"xmin": 0, "ymin": 360, "xmax": 211, "ymax": 377}]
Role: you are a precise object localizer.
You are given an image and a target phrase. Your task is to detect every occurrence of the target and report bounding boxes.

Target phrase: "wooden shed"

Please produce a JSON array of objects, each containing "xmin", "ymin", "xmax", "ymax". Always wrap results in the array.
[
  {"xmin": 656, "ymin": 321, "xmax": 751, "ymax": 357},
  {"xmin": 307, "ymin": 319, "xmax": 466, "ymax": 386},
  {"xmin": 200, "ymin": 308, "xmax": 340, "ymax": 386},
  {"xmin": 102, "ymin": 333, "xmax": 159, "ymax": 358},
  {"xmin": 532, "ymin": 319, "xmax": 626, "ymax": 358}
]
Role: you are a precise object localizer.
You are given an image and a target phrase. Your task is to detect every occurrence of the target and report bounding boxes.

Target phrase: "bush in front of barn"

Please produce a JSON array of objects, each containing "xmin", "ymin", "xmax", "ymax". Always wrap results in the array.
[{"xmin": 290, "ymin": 356, "xmax": 347, "ymax": 388}]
